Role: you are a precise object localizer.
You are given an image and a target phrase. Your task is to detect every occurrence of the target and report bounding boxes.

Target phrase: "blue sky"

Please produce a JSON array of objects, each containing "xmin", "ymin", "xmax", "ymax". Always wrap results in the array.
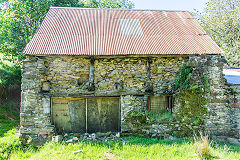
[{"xmin": 131, "ymin": 0, "xmax": 209, "ymax": 12}]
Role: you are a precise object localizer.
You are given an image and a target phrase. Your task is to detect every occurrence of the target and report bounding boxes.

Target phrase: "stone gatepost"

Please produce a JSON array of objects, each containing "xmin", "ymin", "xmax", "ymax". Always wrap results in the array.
[{"xmin": 20, "ymin": 57, "xmax": 54, "ymax": 146}]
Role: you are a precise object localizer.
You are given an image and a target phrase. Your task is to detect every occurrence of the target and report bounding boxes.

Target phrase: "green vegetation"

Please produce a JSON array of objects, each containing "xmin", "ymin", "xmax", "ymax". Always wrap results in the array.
[
  {"xmin": 174, "ymin": 63, "xmax": 193, "ymax": 91},
  {"xmin": 1, "ymin": 130, "xmax": 240, "ymax": 159},
  {"xmin": 174, "ymin": 64, "xmax": 209, "ymax": 137},
  {"xmin": 176, "ymin": 88, "xmax": 208, "ymax": 137},
  {"xmin": 0, "ymin": 62, "xmax": 21, "ymax": 87},
  {"xmin": 0, "ymin": 0, "xmax": 134, "ymax": 88},
  {"xmin": 145, "ymin": 111, "xmax": 174, "ymax": 123},
  {"xmin": 0, "ymin": 104, "xmax": 19, "ymax": 137},
  {"xmin": 197, "ymin": 0, "xmax": 240, "ymax": 67},
  {"xmin": 0, "ymin": 104, "xmax": 240, "ymax": 160}
]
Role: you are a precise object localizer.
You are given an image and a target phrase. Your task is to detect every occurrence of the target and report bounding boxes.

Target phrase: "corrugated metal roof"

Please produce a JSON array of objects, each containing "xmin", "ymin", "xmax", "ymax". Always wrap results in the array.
[
  {"xmin": 23, "ymin": 7, "xmax": 223, "ymax": 55},
  {"xmin": 223, "ymin": 67, "xmax": 240, "ymax": 85}
]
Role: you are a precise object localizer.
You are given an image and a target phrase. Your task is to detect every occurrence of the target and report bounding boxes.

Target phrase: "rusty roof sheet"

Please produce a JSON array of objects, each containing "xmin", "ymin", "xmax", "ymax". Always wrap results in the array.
[{"xmin": 23, "ymin": 7, "xmax": 223, "ymax": 55}]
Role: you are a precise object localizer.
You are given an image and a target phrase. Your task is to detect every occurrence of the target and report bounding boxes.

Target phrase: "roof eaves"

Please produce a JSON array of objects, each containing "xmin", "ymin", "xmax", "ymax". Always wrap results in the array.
[{"xmin": 49, "ymin": 6, "xmax": 190, "ymax": 13}]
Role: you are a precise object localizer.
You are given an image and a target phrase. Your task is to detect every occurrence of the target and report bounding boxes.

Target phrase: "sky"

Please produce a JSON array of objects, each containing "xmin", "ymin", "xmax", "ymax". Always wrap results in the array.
[{"xmin": 131, "ymin": 0, "xmax": 209, "ymax": 12}]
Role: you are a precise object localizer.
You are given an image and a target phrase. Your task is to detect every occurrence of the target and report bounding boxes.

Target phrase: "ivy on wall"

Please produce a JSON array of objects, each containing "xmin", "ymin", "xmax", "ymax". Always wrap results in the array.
[
  {"xmin": 174, "ymin": 63, "xmax": 209, "ymax": 137},
  {"xmin": 174, "ymin": 63, "xmax": 193, "ymax": 91}
]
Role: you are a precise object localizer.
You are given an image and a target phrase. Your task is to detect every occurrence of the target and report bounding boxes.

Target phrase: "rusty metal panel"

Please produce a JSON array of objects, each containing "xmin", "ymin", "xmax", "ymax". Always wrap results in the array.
[
  {"xmin": 69, "ymin": 99, "xmax": 86, "ymax": 133},
  {"xmin": 150, "ymin": 96, "xmax": 169, "ymax": 113},
  {"xmin": 87, "ymin": 97, "xmax": 120, "ymax": 133},
  {"xmin": 23, "ymin": 7, "xmax": 222, "ymax": 56},
  {"xmin": 52, "ymin": 101, "xmax": 72, "ymax": 133}
]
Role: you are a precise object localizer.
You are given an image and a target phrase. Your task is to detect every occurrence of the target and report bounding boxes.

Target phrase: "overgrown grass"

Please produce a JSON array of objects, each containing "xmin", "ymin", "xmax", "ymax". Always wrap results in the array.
[
  {"xmin": 1, "ymin": 104, "xmax": 240, "ymax": 160},
  {"xmin": 6, "ymin": 136, "xmax": 240, "ymax": 160},
  {"xmin": 0, "ymin": 104, "xmax": 19, "ymax": 137}
]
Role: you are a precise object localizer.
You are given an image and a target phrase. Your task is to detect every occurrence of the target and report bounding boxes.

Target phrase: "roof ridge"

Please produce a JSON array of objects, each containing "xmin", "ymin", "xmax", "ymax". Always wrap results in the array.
[{"xmin": 50, "ymin": 6, "xmax": 190, "ymax": 12}]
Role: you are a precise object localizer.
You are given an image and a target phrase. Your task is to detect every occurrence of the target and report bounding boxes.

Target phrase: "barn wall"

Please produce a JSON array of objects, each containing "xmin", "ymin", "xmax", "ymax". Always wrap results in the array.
[
  {"xmin": 20, "ymin": 59, "xmax": 54, "ymax": 145},
  {"xmin": 20, "ymin": 54, "xmax": 235, "ymax": 145},
  {"xmin": 228, "ymin": 85, "xmax": 240, "ymax": 139},
  {"xmin": 187, "ymin": 55, "xmax": 231, "ymax": 138},
  {"xmin": 42, "ymin": 56, "xmax": 186, "ymax": 96}
]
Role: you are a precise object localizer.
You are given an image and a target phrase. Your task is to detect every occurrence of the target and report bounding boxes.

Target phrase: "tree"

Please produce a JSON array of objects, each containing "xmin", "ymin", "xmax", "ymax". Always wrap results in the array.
[
  {"xmin": 0, "ymin": 0, "xmax": 134, "ymax": 62},
  {"xmin": 197, "ymin": 0, "xmax": 240, "ymax": 67},
  {"xmin": 0, "ymin": 0, "xmax": 54, "ymax": 62},
  {"xmin": 0, "ymin": 0, "xmax": 134, "ymax": 87}
]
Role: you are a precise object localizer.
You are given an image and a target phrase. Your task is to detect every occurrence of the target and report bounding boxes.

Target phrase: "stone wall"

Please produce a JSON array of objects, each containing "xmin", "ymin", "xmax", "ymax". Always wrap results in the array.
[
  {"xmin": 21, "ymin": 58, "xmax": 54, "ymax": 145},
  {"xmin": 187, "ymin": 55, "xmax": 230, "ymax": 137},
  {"xmin": 21, "ymin": 54, "xmax": 236, "ymax": 145},
  {"xmin": 46, "ymin": 56, "xmax": 90, "ymax": 96},
  {"xmin": 120, "ymin": 95, "xmax": 147, "ymax": 132},
  {"xmin": 151, "ymin": 57, "xmax": 187, "ymax": 94},
  {"xmin": 229, "ymin": 85, "xmax": 240, "ymax": 139}
]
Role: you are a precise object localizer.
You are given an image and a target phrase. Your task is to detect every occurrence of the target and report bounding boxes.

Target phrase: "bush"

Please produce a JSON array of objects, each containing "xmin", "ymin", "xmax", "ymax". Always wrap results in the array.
[{"xmin": 0, "ymin": 62, "xmax": 21, "ymax": 87}]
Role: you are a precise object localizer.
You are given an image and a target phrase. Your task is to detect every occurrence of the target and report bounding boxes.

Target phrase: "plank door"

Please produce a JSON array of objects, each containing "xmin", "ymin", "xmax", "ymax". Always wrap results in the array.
[
  {"xmin": 52, "ymin": 98, "xmax": 72, "ymax": 133},
  {"xmin": 87, "ymin": 97, "xmax": 120, "ymax": 133},
  {"xmin": 69, "ymin": 99, "xmax": 86, "ymax": 133}
]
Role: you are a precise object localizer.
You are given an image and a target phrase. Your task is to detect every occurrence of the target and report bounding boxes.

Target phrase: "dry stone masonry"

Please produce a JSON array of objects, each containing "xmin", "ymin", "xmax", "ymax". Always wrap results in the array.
[{"xmin": 20, "ymin": 54, "xmax": 239, "ymax": 145}]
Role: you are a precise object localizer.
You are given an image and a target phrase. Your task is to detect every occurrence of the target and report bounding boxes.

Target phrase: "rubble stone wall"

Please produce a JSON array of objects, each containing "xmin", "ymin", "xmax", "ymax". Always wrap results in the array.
[
  {"xmin": 187, "ymin": 55, "xmax": 230, "ymax": 137},
  {"xmin": 229, "ymin": 85, "xmax": 240, "ymax": 139},
  {"xmin": 20, "ymin": 58, "xmax": 54, "ymax": 145},
  {"xmin": 21, "ymin": 54, "xmax": 235, "ymax": 145}
]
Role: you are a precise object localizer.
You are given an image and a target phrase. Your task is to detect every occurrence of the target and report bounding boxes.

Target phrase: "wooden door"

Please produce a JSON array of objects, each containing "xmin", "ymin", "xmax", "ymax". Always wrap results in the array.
[
  {"xmin": 52, "ymin": 98, "xmax": 72, "ymax": 133},
  {"xmin": 68, "ymin": 99, "xmax": 86, "ymax": 133},
  {"xmin": 87, "ymin": 97, "xmax": 120, "ymax": 133},
  {"xmin": 52, "ymin": 97, "xmax": 120, "ymax": 133}
]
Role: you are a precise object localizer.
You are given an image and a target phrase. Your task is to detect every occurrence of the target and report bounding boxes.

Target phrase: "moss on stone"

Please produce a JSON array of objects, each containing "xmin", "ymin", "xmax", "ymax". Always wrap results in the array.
[{"xmin": 175, "ymin": 87, "xmax": 208, "ymax": 137}]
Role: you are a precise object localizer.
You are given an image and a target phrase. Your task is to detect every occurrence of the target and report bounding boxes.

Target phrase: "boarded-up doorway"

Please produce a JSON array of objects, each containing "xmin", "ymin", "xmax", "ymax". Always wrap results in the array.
[{"xmin": 52, "ymin": 97, "xmax": 120, "ymax": 133}]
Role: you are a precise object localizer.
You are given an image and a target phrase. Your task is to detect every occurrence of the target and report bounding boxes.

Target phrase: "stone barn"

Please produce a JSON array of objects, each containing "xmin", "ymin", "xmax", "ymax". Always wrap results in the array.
[{"xmin": 21, "ymin": 7, "xmax": 236, "ymax": 144}]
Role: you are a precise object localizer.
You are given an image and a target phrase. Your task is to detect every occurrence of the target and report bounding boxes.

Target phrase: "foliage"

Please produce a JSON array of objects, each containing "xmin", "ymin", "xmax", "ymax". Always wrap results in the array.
[
  {"xmin": 145, "ymin": 111, "xmax": 174, "ymax": 123},
  {"xmin": 0, "ymin": 0, "xmax": 53, "ymax": 62},
  {"xmin": 0, "ymin": 0, "xmax": 134, "ymax": 63},
  {"xmin": 0, "ymin": 62, "xmax": 21, "ymax": 87},
  {"xmin": 53, "ymin": 0, "xmax": 134, "ymax": 8},
  {"xmin": 174, "ymin": 64, "xmax": 209, "ymax": 137},
  {"xmin": 0, "ymin": 129, "xmax": 22, "ymax": 160},
  {"xmin": 0, "ymin": 103, "xmax": 20, "ymax": 160},
  {"xmin": 3, "ymin": 136, "xmax": 240, "ymax": 160},
  {"xmin": 0, "ymin": 104, "xmax": 19, "ymax": 137},
  {"xmin": 196, "ymin": 0, "xmax": 240, "ymax": 67},
  {"xmin": 174, "ymin": 63, "xmax": 193, "ymax": 91},
  {"xmin": 128, "ymin": 110, "xmax": 174, "ymax": 124}
]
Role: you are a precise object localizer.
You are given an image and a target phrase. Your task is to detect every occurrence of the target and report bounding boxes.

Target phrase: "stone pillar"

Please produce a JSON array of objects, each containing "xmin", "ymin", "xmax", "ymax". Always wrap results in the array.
[
  {"xmin": 120, "ymin": 95, "xmax": 146, "ymax": 132},
  {"xmin": 188, "ymin": 55, "xmax": 230, "ymax": 137},
  {"xmin": 20, "ymin": 57, "xmax": 54, "ymax": 146}
]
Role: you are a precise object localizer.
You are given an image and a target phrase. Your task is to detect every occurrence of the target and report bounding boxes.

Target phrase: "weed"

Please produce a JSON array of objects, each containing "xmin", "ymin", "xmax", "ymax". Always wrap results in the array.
[{"xmin": 194, "ymin": 132, "xmax": 212, "ymax": 159}]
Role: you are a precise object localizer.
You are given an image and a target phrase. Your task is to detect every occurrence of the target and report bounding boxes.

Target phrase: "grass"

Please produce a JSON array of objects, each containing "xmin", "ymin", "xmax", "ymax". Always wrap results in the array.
[
  {"xmin": 0, "ymin": 104, "xmax": 19, "ymax": 137},
  {"xmin": 1, "ymin": 104, "xmax": 240, "ymax": 160},
  {"xmin": 194, "ymin": 132, "xmax": 212, "ymax": 159}
]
